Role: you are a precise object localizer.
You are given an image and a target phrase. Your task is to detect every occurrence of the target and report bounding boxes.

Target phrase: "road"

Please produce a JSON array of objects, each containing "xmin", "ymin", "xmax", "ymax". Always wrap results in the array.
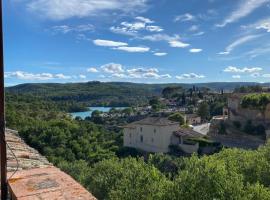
[{"xmin": 192, "ymin": 123, "xmax": 210, "ymax": 135}]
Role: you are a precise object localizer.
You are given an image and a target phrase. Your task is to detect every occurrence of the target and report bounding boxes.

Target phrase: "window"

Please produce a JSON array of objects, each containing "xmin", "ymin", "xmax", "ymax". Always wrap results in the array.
[
  {"xmin": 140, "ymin": 127, "xmax": 143, "ymax": 132},
  {"xmin": 154, "ymin": 128, "xmax": 156, "ymax": 133},
  {"xmin": 140, "ymin": 135, "xmax": 143, "ymax": 142}
]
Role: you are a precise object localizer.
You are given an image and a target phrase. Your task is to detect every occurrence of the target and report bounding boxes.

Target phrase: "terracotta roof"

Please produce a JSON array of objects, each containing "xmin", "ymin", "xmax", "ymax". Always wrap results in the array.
[
  {"xmin": 4, "ymin": 129, "xmax": 96, "ymax": 200},
  {"xmin": 124, "ymin": 117, "xmax": 179, "ymax": 127},
  {"xmin": 173, "ymin": 128, "xmax": 203, "ymax": 138}
]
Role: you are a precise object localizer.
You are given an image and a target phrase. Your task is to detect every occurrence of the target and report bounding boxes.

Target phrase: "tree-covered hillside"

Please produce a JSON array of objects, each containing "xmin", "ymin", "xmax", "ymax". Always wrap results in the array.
[
  {"xmin": 5, "ymin": 90, "xmax": 270, "ymax": 200},
  {"xmin": 6, "ymin": 81, "xmax": 270, "ymax": 108}
]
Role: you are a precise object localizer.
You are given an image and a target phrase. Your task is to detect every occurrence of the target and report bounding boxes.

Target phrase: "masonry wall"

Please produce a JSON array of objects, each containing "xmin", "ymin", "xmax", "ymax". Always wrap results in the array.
[{"xmin": 124, "ymin": 124, "xmax": 179, "ymax": 153}]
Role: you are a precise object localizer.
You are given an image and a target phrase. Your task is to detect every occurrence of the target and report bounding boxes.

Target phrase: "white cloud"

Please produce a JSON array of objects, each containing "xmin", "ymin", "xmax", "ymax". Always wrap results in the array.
[
  {"xmin": 101, "ymin": 63, "xmax": 124, "ymax": 73},
  {"xmin": 26, "ymin": 0, "xmax": 149, "ymax": 20},
  {"xmin": 5, "ymin": 71, "xmax": 72, "ymax": 80},
  {"xmin": 141, "ymin": 34, "xmax": 190, "ymax": 48},
  {"xmin": 253, "ymin": 18, "xmax": 270, "ymax": 32},
  {"xmin": 189, "ymin": 48, "xmax": 202, "ymax": 53},
  {"xmin": 160, "ymin": 74, "xmax": 172, "ymax": 79},
  {"xmin": 87, "ymin": 67, "xmax": 99, "ymax": 73},
  {"xmin": 111, "ymin": 73, "xmax": 127, "ymax": 78},
  {"xmin": 51, "ymin": 24, "xmax": 95, "ymax": 34},
  {"xmin": 110, "ymin": 26, "xmax": 138, "ymax": 36},
  {"xmin": 153, "ymin": 52, "xmax": 167, "ymax": 56},
  {"xmin": 110, "ymin": 17, "xmax": 163, "ymax": 35},
  {"xmin": 189, "ymin": 25, "xmax": 199, "ymax": 32},
  {"xmin": 126, "ymin": 67, "xmax": 170, "ymax": 79},
  {"xmin": 127, "ymin": 68, "xmax": 158, "ymax": 74},
  {"xmin": 223, "ymin": 66, "xmax": 263, "ymax": 73},
  {"xmin": 169, "ymin": 40, "xmax": 190, "ymax": 48},
  {"xmin": 218, "ymin": 34, "xmax": 260, "ymax": 55},
  {"xmin": 113, "ymin": 46, "xmax": 150, "ymax": 53},
  {"xmin": 176, "ymin": 73, "xmax": 205, "ymax": 80},
  {"xmin": 121, "ymin": 21, "xmax": 146, "ymax": 31},
  {"xmin": 141, "ymin": 34, "xmax": 175, "ymax": 42},
  {"xmin": 96, "ymin": 64, "xmax": 171, "ymax": 80},
  {"xmin": 175, "ymin": 13, "xmax": 195, "ymax": 22},
  {"xmin": 135, "ymin": 16, "xmax": 154, "ymax": 23},
  {"xmin": 146, "ymin": 25, "xmax": 163, "ymax": 32},
  {"xmin": 55, "ymin": 73, "xmax": 71, "ymax": 79},
  {"xmin": 79, "ymin": 75, "xmax": 87, "ymax": 79},
  {"xmin": 232, "ymin": 75, "xmax": 241, "ymax": 79},
  {"xmin": 217, "ymin": 0, "xmax": 269, "ymax": 27},
  {"xmin": 193, "ymin": 31, "xmax": 205, "ymax": 36},
  {"xmin": 262, "ymin": 74, "xmax": 270, "ymax": 78},
  {"xmin": 93, "ymin": 39, "xmax": 128, "ymax": 47}
]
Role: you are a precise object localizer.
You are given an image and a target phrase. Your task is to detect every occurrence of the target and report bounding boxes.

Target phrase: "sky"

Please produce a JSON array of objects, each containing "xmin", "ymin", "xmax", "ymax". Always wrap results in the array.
[{"xmin": 3, "ymin": 0, "xmax": 270, "ymax": 85}]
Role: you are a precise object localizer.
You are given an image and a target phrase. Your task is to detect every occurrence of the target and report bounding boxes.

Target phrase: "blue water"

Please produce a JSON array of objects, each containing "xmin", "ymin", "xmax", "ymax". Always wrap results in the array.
[{"xmin": 70, "ymin": 107, "xmax": 127, "ymax": 119}]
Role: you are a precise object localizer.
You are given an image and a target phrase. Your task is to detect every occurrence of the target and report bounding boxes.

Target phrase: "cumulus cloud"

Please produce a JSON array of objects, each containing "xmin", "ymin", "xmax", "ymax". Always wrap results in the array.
[
  {"xmin": 223, "ymin": 66, "xmax": 263, "ymax": 73},
  {"xmin": 169, "ymin": 40, "xmax": 190, "ymax": 48},
  {"xmin": 110, "ymin": 17, "xmax": 163, "ymax": 36},
  {"xmin": 135, "ymin": 16, "xmax": 154, "ymax": 23},
  {"xmin": 113, "ymin": 46, "xmax": 150, "ymax": 53},
  {"xmin": 5, "ymin": 71, "xmax": 72, "ymax": 80},
  {"xmin": 127, "ymin": 67, "xmax": 170, "ymax": 79},
  {"xmin": 87, "ymin": 67, "xmax": 99, "ymax": 73},
  {"xmin": 25, "ymin": 0, "xmax": 149, "ymax": 20},
  {"xmin": 176, "ymin": 73, "xmax": 205, "ymax": 80},
  {"xmin": 216, "ymin": 0, "xmax": 269, "ymax": 27},
  {"xmin": 174, "ymin": 13, "xmax": 196, "ymax": 22},
  {"xmin": 92, "ymin": 63, "xmax": 171, "ymax": 80},
  {"xmin": 93, "ymin": 39, "xmax": 128, "ymax": 47},
  {"xmin": 153, "ymin": 52, "xmax": 167, "ymax": 56},
  {"xmin": 141, "ymin": 34, "xmax": 190, "ymax": 49},
  {"xmin": 146, "ymin": 25, "xmax": 163, "ymax": 32},
  {"xmin": 101, "ymin": 63, "xmax": 125, "ymax": 73},
  {"xmin": 79, "ymin": 75, "xmax": 87, "ymax": 79},
  {"xmin": 189, "ymin": 48, "xmax": 202, "ymax": 53}
]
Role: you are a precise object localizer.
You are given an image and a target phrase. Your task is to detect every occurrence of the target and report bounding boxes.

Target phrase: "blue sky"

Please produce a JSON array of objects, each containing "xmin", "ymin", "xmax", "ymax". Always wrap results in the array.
[{"xmin": 3, "ymin": 0, "xmax": 270, "ymax": 85}]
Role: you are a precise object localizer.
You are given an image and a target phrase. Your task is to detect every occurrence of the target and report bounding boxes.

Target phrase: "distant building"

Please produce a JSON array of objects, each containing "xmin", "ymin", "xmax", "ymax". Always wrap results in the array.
[
  {"xmin": 184, "ymin": 114, "xmax": 201, "ymax": 125},
  {"xmin": 123, "ymin": 117, "xmax": 202, "ymax": 153},
  {"xmin": 227, "ymin": 93, "xmax": 270, "ymax": 125}
]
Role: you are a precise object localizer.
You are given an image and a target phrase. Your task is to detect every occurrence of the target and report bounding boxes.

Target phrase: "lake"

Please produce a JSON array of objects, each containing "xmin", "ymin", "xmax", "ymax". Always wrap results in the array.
[{"xmin": 70, "ymin": 107, "xmax": 127, "ymax": 119}]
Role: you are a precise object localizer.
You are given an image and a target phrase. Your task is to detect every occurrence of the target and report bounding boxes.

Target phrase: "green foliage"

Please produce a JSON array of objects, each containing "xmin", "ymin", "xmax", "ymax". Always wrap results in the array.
[
  {"xmin": 241, "ymin": 93, "xmax": 270, "ymax": 111},
  {"xmin": 87, "ymin": 158, "xmax": 170, "ymax": 200},
  {"xmin": 168, "ymin": 113, "xmax": 185, "ymax": 125},
  {"xmin": 162, "ymin": 86, "xmax": 183, "ymax": 98},
  {"xmin": 197, "ymin": 102, "xmax": 210, "ymax": 120},
  {"xmin": 234, "ymin": 85, "xmax": 263, "ymax": 93}
]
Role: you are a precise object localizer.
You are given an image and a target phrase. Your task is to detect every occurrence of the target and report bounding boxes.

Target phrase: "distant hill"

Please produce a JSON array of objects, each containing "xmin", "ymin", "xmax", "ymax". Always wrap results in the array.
[{"xmin": 6, "ymin": 81, "xmax": 270, "ymax": 106}]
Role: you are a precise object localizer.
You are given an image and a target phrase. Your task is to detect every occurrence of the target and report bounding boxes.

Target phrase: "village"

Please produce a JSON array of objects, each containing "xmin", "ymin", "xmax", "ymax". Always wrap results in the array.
[{"xmin": 90, "ymin": 85, "xmax": 270, "ymax": 156}]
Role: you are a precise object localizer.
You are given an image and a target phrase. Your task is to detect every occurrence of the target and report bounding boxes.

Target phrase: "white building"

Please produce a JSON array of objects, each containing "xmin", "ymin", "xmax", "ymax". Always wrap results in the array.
[{"xmin": 123, "ymin": 117, "xmax": 201, "ymax": 153}]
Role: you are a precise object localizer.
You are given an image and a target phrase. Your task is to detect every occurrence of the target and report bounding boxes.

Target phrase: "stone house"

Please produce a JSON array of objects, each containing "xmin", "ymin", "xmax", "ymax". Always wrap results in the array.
[
  {"xmin": 227, "ymin": 93, "xmax": 270, "ymax": 126},
  {"xmin": 123, "ymin": 117, "xmax": 201, "ymax": 153}
]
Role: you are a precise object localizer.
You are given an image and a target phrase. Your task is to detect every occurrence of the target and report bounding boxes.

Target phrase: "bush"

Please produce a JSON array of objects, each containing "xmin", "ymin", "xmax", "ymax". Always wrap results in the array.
[{"xmin": 169, "ymin": 113, "xmax": 185, "ymax": 125}]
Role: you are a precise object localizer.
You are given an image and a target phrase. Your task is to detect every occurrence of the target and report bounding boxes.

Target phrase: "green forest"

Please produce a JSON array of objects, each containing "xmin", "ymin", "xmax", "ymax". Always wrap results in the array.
[{"xmin": 5, "ymin": 85, "xmax": 270, "ymax": 200}]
